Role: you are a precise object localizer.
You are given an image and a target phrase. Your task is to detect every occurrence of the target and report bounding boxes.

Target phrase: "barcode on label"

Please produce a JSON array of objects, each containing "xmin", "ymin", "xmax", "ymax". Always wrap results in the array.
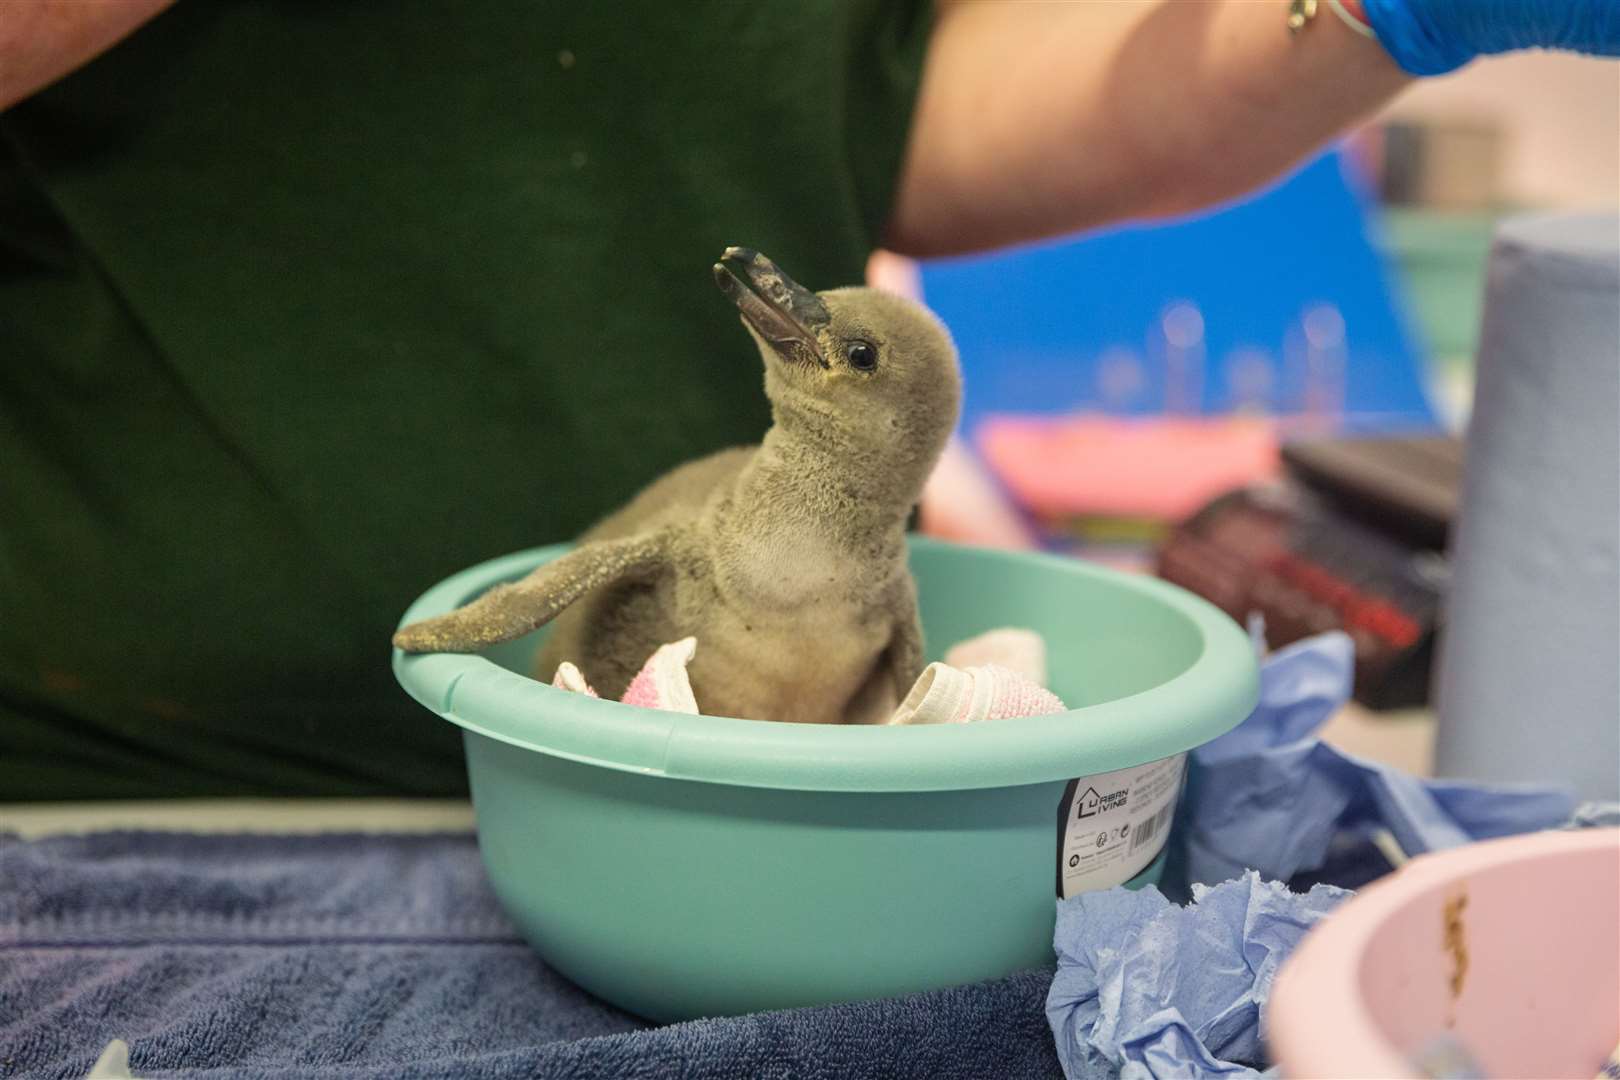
[{"xmin": 1129, "ymin": 803, "xmax": 1174, "ymax": 855}]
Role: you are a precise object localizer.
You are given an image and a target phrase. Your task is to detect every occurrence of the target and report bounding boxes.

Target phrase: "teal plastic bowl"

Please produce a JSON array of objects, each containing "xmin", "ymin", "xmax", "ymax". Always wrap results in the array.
[{"xmin": 393, "ymin": 538, "xmax": 1257, "ymax": 1021}]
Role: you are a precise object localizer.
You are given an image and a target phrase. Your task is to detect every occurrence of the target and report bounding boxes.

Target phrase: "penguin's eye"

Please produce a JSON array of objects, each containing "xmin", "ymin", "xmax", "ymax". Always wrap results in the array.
[{"xmin": 846, "ymin": 341, "xmax": 878, "ymax": 372}]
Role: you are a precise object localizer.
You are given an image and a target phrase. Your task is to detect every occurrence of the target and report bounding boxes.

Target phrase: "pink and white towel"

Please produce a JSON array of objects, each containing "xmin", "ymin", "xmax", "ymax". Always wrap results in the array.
[
  {"xmin": 550, "ymin": 628, "xmax": 1064, "ymax": 724},
  {"xmin": 943, "ymin": 627, "xmax": 1047, "ymax": 688},
  {"xmin": 550, "ymin": 662, "xmax": 598, "ymax": 697},
  {"xmin": 618, "ymin": 637, "xmax": 699, "ymax": 714},
  {"xmin": 886, "ymin": 662, "xmax": 1065, "ymax": 725}
]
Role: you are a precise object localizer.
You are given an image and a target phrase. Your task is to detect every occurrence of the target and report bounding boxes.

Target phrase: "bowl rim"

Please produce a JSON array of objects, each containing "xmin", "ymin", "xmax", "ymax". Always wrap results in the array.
[
  {"xmin": 1266, "ymin": 827, "xmax": 1620, "ymax": 1078},
  {"xmin": 392, "ymin": 537, "xmax": 1259, "ymax": 793}
]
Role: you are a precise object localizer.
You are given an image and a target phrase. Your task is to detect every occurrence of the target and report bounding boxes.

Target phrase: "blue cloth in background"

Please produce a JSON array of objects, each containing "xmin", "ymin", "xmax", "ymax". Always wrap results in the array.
[
  {"xmin": 0, "ymin": 831, "xmax": 1063, "ymax": 1079},
  {"xmin": 1047, "ymin": 873, "xmax": 1349, "ymax": 1080},
  {"xmin": 1175, "ymin": 632, "xmax": 1577, "ymax": 888},
  {"xmin": 920, "ymin": 151, "xmax": 1436, "ymax": 433}
]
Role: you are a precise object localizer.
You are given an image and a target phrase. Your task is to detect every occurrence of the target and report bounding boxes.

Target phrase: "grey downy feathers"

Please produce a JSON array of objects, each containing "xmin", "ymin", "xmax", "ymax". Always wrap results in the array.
[{"xmin": 393, "ymin": 248, "xmax": 961, "ymax": 725}]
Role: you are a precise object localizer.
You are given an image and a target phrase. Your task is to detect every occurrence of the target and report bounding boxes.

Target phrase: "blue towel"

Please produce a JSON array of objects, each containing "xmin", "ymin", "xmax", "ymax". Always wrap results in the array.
[{"xmin": 0, "ymin": 830, "xmax": 1063, "ymax": 1079}]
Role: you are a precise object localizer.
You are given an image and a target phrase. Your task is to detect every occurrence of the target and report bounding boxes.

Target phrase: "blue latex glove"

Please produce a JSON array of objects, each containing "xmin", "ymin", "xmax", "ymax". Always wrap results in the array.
[
  {"xmin": 1365, "ymin": 0, "xmax": 1620, "ymax": 75},
  {"xmin": 1046, "ymin": 872, "xmax": 1350, "ymax": 1080},
  {"xmin": 1176, "ymin": 631, "xmax": 1577, "ymax": 887}
]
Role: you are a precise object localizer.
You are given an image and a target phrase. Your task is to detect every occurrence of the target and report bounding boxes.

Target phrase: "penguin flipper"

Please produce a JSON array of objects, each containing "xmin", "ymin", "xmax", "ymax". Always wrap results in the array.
[{"xmin": 393, "ymin": 530, "xmax": 675, "ymax": 653}]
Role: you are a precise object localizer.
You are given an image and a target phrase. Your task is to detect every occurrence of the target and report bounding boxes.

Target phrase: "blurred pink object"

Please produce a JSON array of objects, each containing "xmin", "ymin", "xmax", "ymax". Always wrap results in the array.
[
  {"xmin": 864, "ymin": 250, "xmax": 1037, "ymax": 551},
  {"xmin": 977, "ymin": 415, "xmax": 1280, "ymax": 521},
  {"xmin": 618, "ymin": 637, "xmax": 699, "ymax": 714},
  {"xmin": 887, "ymin": 662, "xmax": 1065, "ymax": 725},
  {"xmin": 865, "ymin": 248, "xmax": 923, "ymax": 300},
  {"xmin": 1268, "ymin": 827, "xmax": 1620, "ymax": 1080},
  {"xmin": 944, "ymin": 627, "xmax": 1046, "ymax": 686},
  {"xmin": 919, "ymin": 436, "xmax": 1040, "ymax": 550}
]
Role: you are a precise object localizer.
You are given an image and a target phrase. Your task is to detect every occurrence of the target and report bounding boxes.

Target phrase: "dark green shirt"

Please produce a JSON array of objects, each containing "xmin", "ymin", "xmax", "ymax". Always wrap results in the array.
[{"xmin": 1, "ymin": 1, "xmax": 929, "ymax": 798}]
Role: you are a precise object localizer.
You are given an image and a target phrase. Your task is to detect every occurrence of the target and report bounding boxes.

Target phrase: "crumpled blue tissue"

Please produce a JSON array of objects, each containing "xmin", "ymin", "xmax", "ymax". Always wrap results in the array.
[
  {"xmin": 1566, "ymin": 801, "xmax": 1620, "ymax": 829},
  {"xmin": 1177, "ymin": 631, "xmax": 1578, "ymax": 886},
  {"xmin": 1047, "ymin": 872, "xmax": 1348, "ymax": 1080},
  {"xmin": 1043, "ymin": 631, "xmax": 1584, "ymax": 1080}
]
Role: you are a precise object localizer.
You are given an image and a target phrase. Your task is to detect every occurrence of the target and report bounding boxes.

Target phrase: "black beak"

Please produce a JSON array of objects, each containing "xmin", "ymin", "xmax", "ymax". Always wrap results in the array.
[{"xmin": 713, "ymin": 247, "xmax": 830, "ymax": 369}]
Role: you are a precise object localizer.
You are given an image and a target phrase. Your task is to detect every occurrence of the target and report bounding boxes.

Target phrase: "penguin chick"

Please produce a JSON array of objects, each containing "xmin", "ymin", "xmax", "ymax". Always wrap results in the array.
[{"xmin": 393, "ymin": 247, "xmax": 962, "ymax": 724}]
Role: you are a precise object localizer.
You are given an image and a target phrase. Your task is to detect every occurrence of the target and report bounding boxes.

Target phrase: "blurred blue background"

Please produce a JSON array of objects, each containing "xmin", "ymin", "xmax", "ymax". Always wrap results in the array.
[{"xmin": 919, "ymin": 150, "xmax": 1441, "ymax": 437}]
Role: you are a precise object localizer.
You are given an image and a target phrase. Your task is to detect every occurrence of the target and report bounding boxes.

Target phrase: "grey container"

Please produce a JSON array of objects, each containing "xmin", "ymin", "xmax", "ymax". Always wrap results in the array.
[{"xmin": 1434, "ymin": 212, "xmax": 1620, "ymax": 800}]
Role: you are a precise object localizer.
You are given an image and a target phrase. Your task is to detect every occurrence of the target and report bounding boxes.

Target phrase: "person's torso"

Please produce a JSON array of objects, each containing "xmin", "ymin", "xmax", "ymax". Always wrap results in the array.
[{"xmin": 0, "ymin": 0, "xmax": 928, "ymax": 796}]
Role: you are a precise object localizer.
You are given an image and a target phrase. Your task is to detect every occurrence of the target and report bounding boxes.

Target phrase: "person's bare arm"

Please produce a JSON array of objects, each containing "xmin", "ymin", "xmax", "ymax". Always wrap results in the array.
[
  {"xmin": 0, "ymin": 0, "xmax": 175, "ymax": 112},
  {"xmin": 888, "ymin": 0, "xmax": 1412, "ymax": 257}
]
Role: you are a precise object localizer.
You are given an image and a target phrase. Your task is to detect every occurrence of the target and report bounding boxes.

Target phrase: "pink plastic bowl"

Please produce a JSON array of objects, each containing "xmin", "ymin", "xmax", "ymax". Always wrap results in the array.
[{"xmin": 1269, "ymin": 828, "xmax": 1620, "ymax": 1079}]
